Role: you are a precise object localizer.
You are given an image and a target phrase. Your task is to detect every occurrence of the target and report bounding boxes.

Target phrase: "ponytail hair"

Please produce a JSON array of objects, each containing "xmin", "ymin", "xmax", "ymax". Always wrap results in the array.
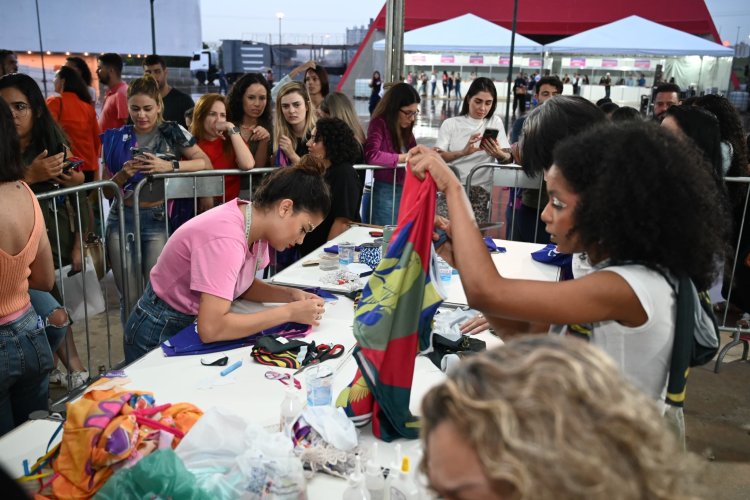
[
  {"xmin": 253, "ymin": 154, "xmax": 331, "ymax": 216},
  {"xmin": 127, "ymin": 75, "xmax": 164, "ymax": 123}
]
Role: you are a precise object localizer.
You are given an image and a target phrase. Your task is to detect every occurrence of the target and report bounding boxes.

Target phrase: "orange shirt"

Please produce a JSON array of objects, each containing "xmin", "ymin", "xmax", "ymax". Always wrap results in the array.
[{"xmin": 47, "ymin": 92, "xmax": 101, "ymax": 172}]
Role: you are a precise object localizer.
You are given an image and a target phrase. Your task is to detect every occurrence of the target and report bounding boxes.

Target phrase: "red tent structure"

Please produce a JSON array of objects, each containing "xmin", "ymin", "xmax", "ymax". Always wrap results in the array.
[{"xmin": 338, "ymin": 0, "xmax": 723, "ymax": 93}]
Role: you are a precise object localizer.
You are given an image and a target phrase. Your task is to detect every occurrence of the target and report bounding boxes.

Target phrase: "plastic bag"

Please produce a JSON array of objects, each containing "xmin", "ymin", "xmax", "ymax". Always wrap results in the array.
[
  {"xmin": 55, "ymin": 255, "xmax": 105, "ymax": 321},
  {"xmin": 95, "ymin": 449, "xmax": 210, "ymax": 500},
  {"xmin": 176, "ymin": 407, "xmax": 306, "ymax": 499}
]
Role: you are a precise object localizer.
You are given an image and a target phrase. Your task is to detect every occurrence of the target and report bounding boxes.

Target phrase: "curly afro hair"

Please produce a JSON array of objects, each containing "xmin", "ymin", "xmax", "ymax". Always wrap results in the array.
[
  {"xmin": 313, "ymin": 117, "xmax": 361, "ymax": 166},
  {"xmin": 553, "ymin": 120, "xmax": 728, "ymax": 290}
]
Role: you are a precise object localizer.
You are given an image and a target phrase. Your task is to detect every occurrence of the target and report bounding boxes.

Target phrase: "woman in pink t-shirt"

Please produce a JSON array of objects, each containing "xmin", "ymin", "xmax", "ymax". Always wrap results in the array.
[{"xmin": 123, "ymin": 161, "xmax": 331, "ymax": 362}]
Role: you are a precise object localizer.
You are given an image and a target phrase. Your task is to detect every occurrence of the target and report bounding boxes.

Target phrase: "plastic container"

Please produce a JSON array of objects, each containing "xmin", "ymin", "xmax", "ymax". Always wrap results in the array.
[
  {"xmin": 388, "ymin": 456, "xmax": 419, "ymax": 500},
  {"xmin": 279, "ymin": 386, "xmax": 304, "ymax": 437},
  {"xmin": 339, "ymin": 242, "xmax": 356, "ymax": 266},
  {"xmin": 306, "ymin": 365, "xmax": 333, "ymax": 406},
  {"xmin": 437, "ymin": 258, "xmax": 452, "ymax": 283},
  {"xmin": 342, "ymin": 455, "xmax": 371, "ymax": 500}
]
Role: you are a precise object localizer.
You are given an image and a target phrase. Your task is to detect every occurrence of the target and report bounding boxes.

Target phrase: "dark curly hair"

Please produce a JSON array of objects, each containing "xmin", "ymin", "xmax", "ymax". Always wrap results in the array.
[
  {"xmin": 313, "ymin": 117, "xmax": 360, "ymax": 166},
  {"xmin": 693, "ymin": 94, "xmax": 749, "ymax": 178},
  {"xmin": 553, "ymin": 121, "xmax": 727, "ymax": 290},
  {"xmin": 227, "ymin": 73, "xmax": 272, "ymax": 128},
  {"xmin": 521, "ymin": 95, "xmax": 606, "ymax": 176}
]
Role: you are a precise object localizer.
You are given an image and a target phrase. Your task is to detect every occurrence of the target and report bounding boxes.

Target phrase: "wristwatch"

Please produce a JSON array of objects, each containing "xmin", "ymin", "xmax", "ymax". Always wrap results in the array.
[
  {"xmin": 172, "ymin": 160, "xmax": 180, "ymax": 172},
  {"xmin": 228, "ymin": 125, "xmax": 240, "ymax": 136}
]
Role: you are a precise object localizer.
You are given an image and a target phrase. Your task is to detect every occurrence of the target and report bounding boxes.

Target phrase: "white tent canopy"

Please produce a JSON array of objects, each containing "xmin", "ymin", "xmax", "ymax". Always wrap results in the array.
[
  {"xmin": 373, "ymin": 13, "xmax": 543, "ymax": 53},
  {"xmin": 545, "ymin": 15, "xmax": 733, "ymax": 57}
]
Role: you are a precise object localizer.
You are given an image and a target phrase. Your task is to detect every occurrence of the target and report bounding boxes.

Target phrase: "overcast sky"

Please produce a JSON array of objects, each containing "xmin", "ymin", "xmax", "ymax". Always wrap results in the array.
[{"xmin": 200, "ymin": 0, "xmax": 750, "ymax": 46}]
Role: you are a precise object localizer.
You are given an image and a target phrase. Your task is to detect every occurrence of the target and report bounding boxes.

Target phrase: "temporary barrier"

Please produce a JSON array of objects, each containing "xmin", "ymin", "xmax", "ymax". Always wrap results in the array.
[
  {"xmin": 465, "ymin": 162, "xmax": 544, "ymax": 240},
  {"xmin": 36, "ymin": 181, "xmax": 128, "ymax": 393}
]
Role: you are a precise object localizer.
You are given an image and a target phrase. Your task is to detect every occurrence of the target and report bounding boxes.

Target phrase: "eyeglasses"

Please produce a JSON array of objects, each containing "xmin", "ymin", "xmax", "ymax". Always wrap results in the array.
[
  {"xmin": 9, "ymin": 102, "xmax": 30, "ymax": 118},
  {"xmin": 400, "ymin": 108, "xmax": 419, "ymax": 119}
]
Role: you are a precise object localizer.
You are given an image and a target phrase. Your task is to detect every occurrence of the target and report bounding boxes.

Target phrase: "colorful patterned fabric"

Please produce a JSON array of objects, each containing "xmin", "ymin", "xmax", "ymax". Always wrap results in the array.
[
  {"xmin": 336, "ymin": 166, "xmax": 443, "ymax": 441},
  {"xmin": 49, "ymin": 378, "xmax": 202, "ymax": 498}
]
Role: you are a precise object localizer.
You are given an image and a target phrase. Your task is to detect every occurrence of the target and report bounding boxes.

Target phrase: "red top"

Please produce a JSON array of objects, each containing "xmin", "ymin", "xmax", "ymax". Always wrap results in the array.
[{"xmin": 197, "ymin": 137, "xmax": 240, "ymax": 201}]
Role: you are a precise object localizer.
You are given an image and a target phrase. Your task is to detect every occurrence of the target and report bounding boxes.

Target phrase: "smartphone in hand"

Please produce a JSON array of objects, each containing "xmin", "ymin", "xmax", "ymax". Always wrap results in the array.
[
  {"xmin": 482, "ymin": 128, "xmax": 499, "ymax": 141},
  {"xmin": 62, "ymin": 157, "xmax": 84, "ymax": 174}
]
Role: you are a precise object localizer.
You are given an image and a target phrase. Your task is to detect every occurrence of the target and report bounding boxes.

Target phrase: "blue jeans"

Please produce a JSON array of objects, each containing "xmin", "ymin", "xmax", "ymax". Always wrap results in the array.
[
  {"xmin": 124, "ymin": 282, "xmax": 195, "ymax": 363},
  {"xmin": 106, "ymin": 204, "xmax": 168, "ymax": 326},
  {"xmin": 0, "ymin": 307, "xmax": 53, "ymax": 436},
  {"xmin": 28, "ymin": 289, "xmax": 67, "ymax": 353},
  {"xmin": 371, "ymin": 181, "xmax": 403, "ymax": 226}
]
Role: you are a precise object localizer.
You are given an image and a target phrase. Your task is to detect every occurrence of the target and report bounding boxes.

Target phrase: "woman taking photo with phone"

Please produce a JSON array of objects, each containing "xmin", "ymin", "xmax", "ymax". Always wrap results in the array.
[
  {"xmin": 101, "ymin": 75, "xmax": 211, "ymax": 325},
  {"xmin": 435, "ymin": 77, "xmax": 511, "ymax": 223},
  {"xmin": 191, "ymin": 93, "xmax": 255, "ymax": 203},
  {"xmin": 227, "ymin": 73, "xmax": 272, "ymax": 168},
  {"xmin": 123, "ymin": 162, "xmax": 330, "ymax": 362},
  {"xmin": 273, "ymin": 81, "xmax": 316, "ymax": 166},
  {"xmin": 364, "ymin": 82, "xmax": 420, "ymax": 225}
]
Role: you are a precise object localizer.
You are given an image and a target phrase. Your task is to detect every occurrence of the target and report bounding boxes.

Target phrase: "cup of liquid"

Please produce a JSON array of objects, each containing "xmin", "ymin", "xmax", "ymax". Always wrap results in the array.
[{"xmin": 338, "ymin": 242, "xmax": 355, "ymax": 266}]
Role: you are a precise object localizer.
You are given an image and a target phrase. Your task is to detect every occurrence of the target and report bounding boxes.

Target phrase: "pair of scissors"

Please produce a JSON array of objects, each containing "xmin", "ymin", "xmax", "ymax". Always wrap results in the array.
[
  {"xmin": 294, "ymin": 343, "xmax": 345, "ymax": 376},
  {"xmin": 265, "ymin": 370, "xmax": 302, "ymax": 390}
]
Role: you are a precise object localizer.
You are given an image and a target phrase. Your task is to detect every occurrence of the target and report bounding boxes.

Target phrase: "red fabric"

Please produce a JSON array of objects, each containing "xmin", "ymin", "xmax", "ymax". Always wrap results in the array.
[
  {"xmin": 197, "ymin": 137, "xmax": 240, "ymax": 201},
  {"xmin": 369, "ymin": 1, "xmax": 719, "ymax": 38}
]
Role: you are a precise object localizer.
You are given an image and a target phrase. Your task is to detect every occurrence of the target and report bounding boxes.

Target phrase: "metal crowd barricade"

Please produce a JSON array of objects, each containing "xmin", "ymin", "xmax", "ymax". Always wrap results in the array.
[
  {"xmin": 353, "ymin": 163, "xmax": 407, "ymax": 226},
  {"xmin": 36, "ymin": 181, "xmax": 128, "ymax": 388},
  {"xmin": 714, "ymin": 176, "xmax": 750, "ymax": 372},
  {"xmin": 125, "ymin": 164, "xmax": 404, "ymax": 299},
  {"xmin": 465, "ymin": 163, "xmax": 544, "ymax": 240}
]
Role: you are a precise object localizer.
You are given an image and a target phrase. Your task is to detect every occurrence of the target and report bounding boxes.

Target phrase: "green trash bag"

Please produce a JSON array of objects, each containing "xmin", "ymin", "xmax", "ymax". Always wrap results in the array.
[{"xmin": 95, "ymin": 449, "xmax": 211, "ymax": 500}]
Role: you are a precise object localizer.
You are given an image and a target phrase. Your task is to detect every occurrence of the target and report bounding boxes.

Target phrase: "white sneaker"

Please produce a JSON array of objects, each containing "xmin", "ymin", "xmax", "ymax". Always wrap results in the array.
[
  {"xmin": 49, "ymin": 368, "xmax": 64, "ymax": 384},
  {"xmin": 69, "ymin": 371, "xmax": 89, "ymax": 389}
]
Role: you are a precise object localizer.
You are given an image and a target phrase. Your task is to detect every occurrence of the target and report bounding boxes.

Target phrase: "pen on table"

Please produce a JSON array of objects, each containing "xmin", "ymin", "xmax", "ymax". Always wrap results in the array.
[{"xmin": 220, "ymin": 360, "xmax": 242, "ymax": 377}]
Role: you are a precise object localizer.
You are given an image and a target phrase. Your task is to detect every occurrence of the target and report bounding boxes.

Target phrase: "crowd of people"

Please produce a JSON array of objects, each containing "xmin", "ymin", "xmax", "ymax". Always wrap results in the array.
[{"xmin": 1, "ymin": 48, "xmax": 749, "ymax": 495}]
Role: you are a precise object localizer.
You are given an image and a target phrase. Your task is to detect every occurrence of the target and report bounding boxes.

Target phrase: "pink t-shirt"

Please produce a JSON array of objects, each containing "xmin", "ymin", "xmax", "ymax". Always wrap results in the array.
[
  {"xmin": 98, "ymin": 81, "xmax": 129, "ymax": 132},
  {"xmin": 150, "ymin": 199, "xmax": 269, "ymax": 314}
]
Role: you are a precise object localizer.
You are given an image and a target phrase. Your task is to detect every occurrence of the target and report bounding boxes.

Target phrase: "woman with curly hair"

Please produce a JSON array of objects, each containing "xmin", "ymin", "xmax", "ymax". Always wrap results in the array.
[
  {"xmin": 410, "ymin": 120, "xmax": 727, "ymax": 404},
  {"xmin": 692, "ymin": 94, "xmax": 750, "ymax": 313},
  {"xmin": 227, "ymin": 73, "xmax": 272, "ymax": 167},
  {"xmin": 421, "ymin": 336, "xmax": 702, "ymax": 500},
  {"xmin": 273, "ymin": 81, "xmax": 316, "ymax": 166},
  {"xmin": 298, "ymin": 117, "xmax": 363, "ymax": 257}
]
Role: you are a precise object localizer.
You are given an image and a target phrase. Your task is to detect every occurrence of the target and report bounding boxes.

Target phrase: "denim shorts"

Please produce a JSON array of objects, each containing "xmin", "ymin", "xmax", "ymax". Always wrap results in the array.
[
  {"xmin": 0, "ymin": 307, "xmax": 53, "ymax": 435},
  {"xmin": 123, "ymin": 282, "xmax": 195, "ymax": 364}
]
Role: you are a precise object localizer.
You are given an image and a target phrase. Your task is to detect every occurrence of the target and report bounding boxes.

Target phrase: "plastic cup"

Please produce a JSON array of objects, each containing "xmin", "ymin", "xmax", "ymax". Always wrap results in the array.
[
  {"xmin": 438, "ymin": 259, "xmax": 452, "ymax": 283},
  {"xmin": 338, "ymin": 242, "xmax": 355, "ymax": 266},
  {"xmin": 382, "ymin": 225, "xmax": 397, "ymax": 255},
  {"xmin": 306, "ymin": 365, "xmax": 333, "ymax": 406}
]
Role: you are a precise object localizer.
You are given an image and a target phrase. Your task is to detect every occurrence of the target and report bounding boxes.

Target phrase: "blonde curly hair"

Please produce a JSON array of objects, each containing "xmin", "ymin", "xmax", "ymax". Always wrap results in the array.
[{"xmin": 420, "ymin": 336, "xmax": 701, "ymax": 500}]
